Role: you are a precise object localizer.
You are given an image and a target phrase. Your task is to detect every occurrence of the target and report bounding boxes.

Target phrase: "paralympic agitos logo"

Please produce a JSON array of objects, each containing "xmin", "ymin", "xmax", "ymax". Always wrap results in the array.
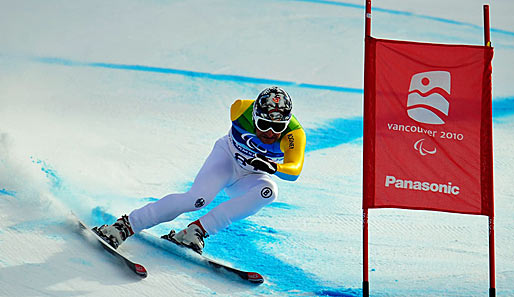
[{"xmin": 241, "ymin": 133, "xmax": 267, "ymax": 154}]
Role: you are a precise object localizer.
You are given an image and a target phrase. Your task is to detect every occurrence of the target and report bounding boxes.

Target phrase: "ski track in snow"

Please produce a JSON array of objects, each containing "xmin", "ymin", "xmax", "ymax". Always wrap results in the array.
[{"xmin": 1, "ymin": 0, "xmax": 514, "ymax": 296}]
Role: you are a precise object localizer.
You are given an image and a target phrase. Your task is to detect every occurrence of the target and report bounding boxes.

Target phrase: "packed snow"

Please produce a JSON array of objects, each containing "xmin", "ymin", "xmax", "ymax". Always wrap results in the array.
[{"xmin": 1, "ymin": 0, "xmax": 513, "ymax": 296}]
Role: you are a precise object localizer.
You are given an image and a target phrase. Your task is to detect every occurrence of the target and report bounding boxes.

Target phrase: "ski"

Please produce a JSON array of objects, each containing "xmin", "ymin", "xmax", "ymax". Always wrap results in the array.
[
  {"xmin": 76, "ymin": 219, "xmax": 148, "ymax": 278},
  {"xmin": 204, "ymin": 257, "xmax": 264, "ymax": 284},
  {"xmin": 138, "ymin": 231, "xmax": 263, "ymax": 284}
]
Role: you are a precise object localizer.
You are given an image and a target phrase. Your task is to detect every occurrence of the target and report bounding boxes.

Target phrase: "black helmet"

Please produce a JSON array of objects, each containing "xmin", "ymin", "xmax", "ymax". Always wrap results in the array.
[{"xmin": 253, "ymin": 86, "xmax": 292, "ymax": 122}]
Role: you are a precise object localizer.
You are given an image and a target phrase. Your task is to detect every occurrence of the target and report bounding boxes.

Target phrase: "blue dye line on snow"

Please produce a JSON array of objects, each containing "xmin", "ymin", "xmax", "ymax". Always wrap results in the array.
[
  {"xmin": 139, "ymin": 197, "xmax": 159, "ymax": 203},
  {"xmin": 212, "ymin": 220, "xmax": 359, "ymax": 296},
  {"xmin": 33, "ymin": 56, "xmax": 362, "ymax": 94},
  {"xmin": 0, "ymin": 159, "xmax": 64, "ymax": 200},
  {"xmin": 493, "ymin": 97, "xmax": 514, "ymax": 118},
  {"xmin": 305, "ymin": 117, "xmax": 363, "ymax": 152},
  {"xmin": 178, "ymin": 193, "xmax": 358, "ymax": 295},
  {"xmin": 0, "ymin": 188, "xmax": 16, "ymax": 197},
  {"xmin": 32, "ymin": 56, "xmax": 514, "ymax": 111},
  {"xmin": 90, "ymin": 204, "xmax": 359, "ymax": 296},
  {"xmin": 31, "ymin": 157, "xmax": 62, "ymax": 189},
  {"xmin": 268, "ymin": 201, "xmax": 300, "ymax": 210},
  {"xmin": 290, "ymin": 0, "xmax": 514, "ymax": 37},
  {"xmin": 91, "ymin": 207, "xmax": 117, "ymax": 226}
]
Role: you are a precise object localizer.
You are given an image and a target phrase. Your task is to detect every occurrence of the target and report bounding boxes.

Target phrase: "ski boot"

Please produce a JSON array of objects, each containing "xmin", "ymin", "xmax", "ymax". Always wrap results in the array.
[
  {"xmin": 161, "ymin": 220, "xmax": 208, "ymax": 254},
  {"xmin": 93, "ymin": 215, "xmax": 134, "ymax": 249}
]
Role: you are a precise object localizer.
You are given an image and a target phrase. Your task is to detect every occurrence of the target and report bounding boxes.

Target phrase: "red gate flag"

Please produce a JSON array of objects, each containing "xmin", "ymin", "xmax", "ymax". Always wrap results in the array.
[{"xmin": 363, "ymin": 37, "xmax": 494, "ymax": 216}]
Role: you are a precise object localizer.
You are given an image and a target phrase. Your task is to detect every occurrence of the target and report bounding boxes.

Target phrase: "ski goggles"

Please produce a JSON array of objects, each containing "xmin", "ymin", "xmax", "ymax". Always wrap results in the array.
[{"xmin": 254, "ymin": 115, "xmax": 289, "ymax": 134}]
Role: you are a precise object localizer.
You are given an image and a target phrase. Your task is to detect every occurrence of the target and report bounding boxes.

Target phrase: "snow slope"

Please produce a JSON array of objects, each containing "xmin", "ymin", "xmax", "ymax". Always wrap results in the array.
[{"xmin": 1, "ymin": 0, "xmax": 514, "ymax": 296}]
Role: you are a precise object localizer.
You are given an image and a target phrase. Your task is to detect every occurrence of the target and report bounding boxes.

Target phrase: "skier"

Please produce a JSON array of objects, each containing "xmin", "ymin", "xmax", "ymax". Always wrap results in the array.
[{"xmin": 94, "ymin": 86, "xmax": 306, "ymax": 254}]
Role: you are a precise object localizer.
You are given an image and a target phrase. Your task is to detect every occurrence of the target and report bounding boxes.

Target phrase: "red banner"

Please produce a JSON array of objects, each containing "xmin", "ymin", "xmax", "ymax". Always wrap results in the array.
[{"xmin": 363, "ymin": 37, "xmax": 494, "ymax": 216}]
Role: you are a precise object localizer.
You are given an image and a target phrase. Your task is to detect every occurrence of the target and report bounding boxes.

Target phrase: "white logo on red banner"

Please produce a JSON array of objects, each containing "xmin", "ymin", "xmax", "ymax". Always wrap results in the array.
[
  {"xmin": 407, "ymin": 71, "xmax": 451, "ymax": 125},
  {"xmin": 414, "ymin": 138, "xmax": 437, "ymax": 156},
  {"xmin": 365, "ymin": 38, "xmax": 493, "ymax": 215}
]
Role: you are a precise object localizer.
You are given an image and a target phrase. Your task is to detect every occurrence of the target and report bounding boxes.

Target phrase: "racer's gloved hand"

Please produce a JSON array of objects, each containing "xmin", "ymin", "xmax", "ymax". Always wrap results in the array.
[{"xmin": 247, "ymin": 154, "xmax": 277, "ymax": 174}]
